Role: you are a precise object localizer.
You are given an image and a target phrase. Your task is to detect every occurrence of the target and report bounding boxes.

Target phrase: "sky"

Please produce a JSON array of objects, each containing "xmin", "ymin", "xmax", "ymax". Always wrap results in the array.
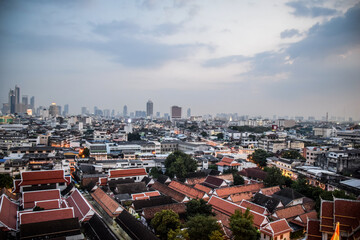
[{"xmin": 0, "ymin": 0, "xmax": 359, "ymax": 119}]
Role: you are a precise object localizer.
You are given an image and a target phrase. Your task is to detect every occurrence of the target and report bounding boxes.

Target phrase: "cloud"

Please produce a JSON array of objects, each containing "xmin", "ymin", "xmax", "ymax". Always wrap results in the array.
[
  {"xmin": 203, "ymin": 55, "xmax": 250, "ymax": 67},
  {"xmin": 286, "ymin": 1, "xmax": 338, "ymax": 17},
  {"xmin": 280, "ymin": 28, "xmax": 302, "ymax": 38}
]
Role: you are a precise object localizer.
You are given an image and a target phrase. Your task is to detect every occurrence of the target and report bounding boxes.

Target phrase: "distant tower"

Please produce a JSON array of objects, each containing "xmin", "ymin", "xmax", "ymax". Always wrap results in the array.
[
  {"xmin": 63, "ymin": 104, "xmax": 69, "ymax": 116},
  {"xmin": 9, "ymin": 89, "xmax": 16, "ymax": 114},
  {"xmin": 49, "ymin": 103, "xmax": 59, "ymax": 117},
  {"xmin": 187, "ymin": 108, "xmax": 191, "ymax": 118},
  {"xmin": 171, "ymin": 106, "xmax": 182, "ymax": 119},
  {"xmin": 15, "ymin": 85, "xmax": 20, "ymax": 105},
  {"xmin": 146, "ymin": 100, "xmax": 153, "ymax": 117},
  {"xmin": 81, "ymin": 107, "xmax": 87, "ymax": 115},
  {"xmin": 30, "ymin": 96, "xmax": 35, "ymax": 110},
  {"xmin": 123, "ymin": 105, "xmax": 128, "ymax": 117}
]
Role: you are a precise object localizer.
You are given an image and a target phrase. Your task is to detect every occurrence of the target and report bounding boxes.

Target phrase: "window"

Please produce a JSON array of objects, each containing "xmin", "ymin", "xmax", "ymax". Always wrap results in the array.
[{"xmin": 280, "ymin": 235, "xmax": 283, "ymax": 239}]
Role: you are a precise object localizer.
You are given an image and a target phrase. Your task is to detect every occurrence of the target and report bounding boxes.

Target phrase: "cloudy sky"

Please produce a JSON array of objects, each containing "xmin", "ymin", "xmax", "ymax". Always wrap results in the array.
[{"xmin": 0, "ymin": 0, "xmax": 359, "ymax": 119}]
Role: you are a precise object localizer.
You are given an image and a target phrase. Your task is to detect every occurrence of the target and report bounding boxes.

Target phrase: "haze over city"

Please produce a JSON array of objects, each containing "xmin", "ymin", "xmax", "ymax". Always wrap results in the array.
[{"xmin": 1, "ymin": 0, "xmax": 359, "ymax": 119}]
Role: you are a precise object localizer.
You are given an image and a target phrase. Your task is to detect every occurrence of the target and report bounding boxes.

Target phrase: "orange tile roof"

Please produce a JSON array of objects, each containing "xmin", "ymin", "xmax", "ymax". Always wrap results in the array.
[
  {"xmin": 22, "ymin": 189, "xmax": 61, "ymax": 209},
  {"xmin": 260, "ymin": 186, "xmax": 281, "ymax": 196},
  {"xmin": 240, "ymin": 200, "xmax": 268, "ymax": 215},
  {"xmin": 185, "ymin": 177, "xmax": 206, "ymax": 186},
  {"xmin": 91, "ymin": 188, "xmax": 123, "ymax": 217},
  {"xmin": 194, "ymin": 184, "xmax": 212, "ymax": 194},
  {"xmin": 217, "ymin": 157, "xmax": 241, "ymax": 166},
  {"xmin": 19, "ymin": 170, "xmax": 67, "ymax": 186},
  {"xmin": 99, "ymin": 177, "xmax": 108, "ymax": 186},
  {"xmin": 260, "ymin": 218, "xmax": 292, "ymax": 237},
  {"xmin": 208, "ymin": 196, "xmax": 269, "ymax": 228},
  {"xmin": 291, "ymin": 210, "xmax": 317, "ymax": 228},
  {"xmin": 19, "ymin": 208, "xmax": 74, "ymax": 225},
  {"xmin": 228, "ymin": 192, "xmax": 253, "ymax": 204},
  {"xmin": 214, "ymin": 183, "xmax": 264, "ymax": 198},
  {"xmin": 151, "ymin": 182, "xmax": 188, "ymax": 203},
  {"xmin": 168, "ymin": 181, "xmax": 208, "ymax": 200},
  {"xmin": 109, "ymin": 168, "xmax": 147, "ymax": 179},
  {"xmin": 273, "ymin": 204, "xmax": 305, "ymax": 220},
  {"xmin": 216, "ymin": 174, "xmax": 233, "ymax": 182},
  {"xmin": 131, "ymin": 191, "xmax": 160, "ymax": 200}
]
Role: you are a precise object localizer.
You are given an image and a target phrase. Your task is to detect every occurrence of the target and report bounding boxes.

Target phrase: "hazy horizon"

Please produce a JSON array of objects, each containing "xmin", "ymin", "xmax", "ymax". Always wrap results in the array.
[{"xmin": 1, "ymin": 0, "xmax": 359, "ymax": 119}]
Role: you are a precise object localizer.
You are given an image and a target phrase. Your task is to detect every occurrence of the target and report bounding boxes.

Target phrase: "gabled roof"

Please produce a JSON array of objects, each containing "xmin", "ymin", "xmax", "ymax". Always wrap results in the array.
[
  {"xmin": 151, "ymin": 182, "xmax": 188, "ymax": 203},
  {"xmin": 291, "ymin": 210, "xmax": 317, "ymax": 228},
  {"xmin": 185, "ymin": 176, "xmax": 206, "ymax": 186},
  {"xmin": 260, "ymin": 218, "xmax": 292, "ymax": 237},
  {"xmin": 202, "ymin": 176, "xmax": 226, "ymax": 189},
  {"xmin": 132, "ymin": 196, "xmax": 174, "ymax": 211},
  {"xmin": 208, "ymin": 196, "xmax": 269, "ymax": 229},
  {"xmin": 320, "ymin": 200, "xmax": 333, "ymax": 233},
  {"xmin": 194, "ymin": 184, "xmax": 213, "ymax": 194},
  {"xmin": 260, "ymin": 186, "xmax": 281, "ymax": 196},
  {"xmin": 240, "ymin": 200, "xmax": 269, "ymax": 215},
  {"xmin": 109, "ymin": 168, "xmax": 147, "ymax": 179},
  {"xmin": 216, "ymin": 157, "xmax": 240, "ymax": 166},
  {"xmin": 157, "ymin": 175, "xmax": 171, "ymax": 185},
  {"xmin": 35, "ymin": 199, "xmax": 60, "ymax": 210},
  {"xmin": 333, "ymin": 198, "xmax": 360, "ymax": 234},
  {"xmin": 131, "ymin": 191, "xmax": 161, "ymax": 200},
  {"xmin": 253, "ymin": 193, "xmax": 283, "ymax": 213},
  {"xmin": 214, "ymin": 183, "xmax": 264, "ymax": 198},
  {"xmin": 66, "ymin": 189, "xmax": 95, "ymax": 222},
  {"xmin": 272, "ymin": 188, "xmax": 304, "ymax": 206},
  {"xmin": 19, "ymin": 208, "xmax": 75, "ymax": 225},
  {"xmin": 22, "ymin": 189, "xmax": 61, "ymax": 209},
  {"xmin": 113, "ymin": 182, "xmax": 148, "ymax": 194},
  {"xmin": 116, "ymin": 210, "xmax": 159, "ymax": 240},
  {"xmin": 91, "ymin": 188, "xmax": 123, "ymax": 218},
  {"xmin": 272, "ymin": 204, "xmax": 305, "ymax": 220},
  {"xmin": 84, "ymin": 213, "xmax": 118, "ymax": 240},
  {"xmin": 227, "ymin": 192, "xmax": 253, "ymax": 204},
  {"xmin": 307, "ymin": 219, "xmax": 322, "ymax": 240},
  {"xmin": 19, "ymin": 170, "xmax": 67, "ymax": 187},
  {"xmin": 142, "ymin": 203, "xmax": 186, "ymax": 220},
  {"xmin": 168, "ymin": 181, "xmax": 208, "ymax": 200},
  {"xmin": 239, "ymin": 168, "xmax": 267, "ymax": 180},
  {"xmin": 0, "ymin": 194, "xmax": 18, "ymax": 231}
]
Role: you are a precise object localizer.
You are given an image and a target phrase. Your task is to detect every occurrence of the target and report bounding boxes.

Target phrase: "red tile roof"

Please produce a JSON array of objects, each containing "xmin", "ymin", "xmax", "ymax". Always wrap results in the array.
[
  {"xmin": 260, "ymin": 186, "xmax": 281, "ymax": 196},
  {"xmin": 91, "ymin": 188, "xmax": 123, "ymax": 218},
  {"xmin": 185, "ymin": 177, "xmax": 206, "ymax": 186},
  {"xmin": 194, "ymin": 184, "xmax": 213, "ymax": 194},
  {"xmin": 168, "ymin": 181, "xmax": 208, "ymax": 200},
  {"xmin": 272, "ymin": 204, "xmax": 305, "ymax": 220},
  {"xmin": 203, "ymin": 176, "xmax": 226, "ymax": 188},
  {"xmin": 320, "ymin": 201, "xmax": 333, "ymax": 233},
  {"xmin": 307, "ymin": 219, "xmax": 322, "ymax": 240},
  {"xmin": 19, "ymin": 208, "xmax": 75, "ymax": 225},
  {"xmin": 151, "ymin": 182, "xmax": 188, "ymax": 203},
  {"xmin": 290, "ymin": 210, "xmax": 317, "ymax": 228},
  {"xmin": 227, "ymin": 192, "xmax": 253, "ymax": 204},
  {"xmin": 333, "ymin": 198, "xmax": 360, "ymax": 235},
  {"xmin": 0, "ymin": 195, "xmax": 18, "ymax": 231},
  {"xmin": 131, "ymin": 191, "xmax": 161, "ymax": 200},
  {"xmin": 109, "ymin": 168, "xmax": 147, "ymax": 179},
  {"xmin": 214, "ymin": 183, "xmax": 264, "ymax": 198},
  {"xmin": 260, "ymin": 218, "xmax": 292, "ymax": 237},
  {"xmin": 216, "ymin": 157, "xmax": 241, "ymax": 166},
  {"xmin": 99, "ymin": 177, "xmax": 108, "ymax": 186},
  {"xmin": 142, "ymin": 203, "xmax": 186, "ymax": 220},
  {"xmin": 22, "ymin": 189, "xmax": 61, "ymax": 209},
  {"xmin": 240, "ymin": 200, "xmax": 269, "ymax": 215},
  {"xmin": 66, "ymin": 189, "xmax": 94, "ymax": 222},
  {"xmin": 19, "ymin": 170, "xmax": 67, "ymax": 186},
  {"xmin": 208, "ymin": 196, "xmax": 269, "ymax": 229},
  {"xmin": 35, "ymin": 199, "xmax": 60, "ymax": 210}
]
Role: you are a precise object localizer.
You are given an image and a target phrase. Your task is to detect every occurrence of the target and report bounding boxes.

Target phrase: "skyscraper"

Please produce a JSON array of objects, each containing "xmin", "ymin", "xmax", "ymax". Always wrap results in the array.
[
  {"xmin": 30, "ymin": 96, "xmax": 35, "ymax": 110},
  {"xmin": 15, "ymin": 85, "xmax": 20, "ymax": 105},
  {"xmin": 146, "ymin": 100, "xmax": 153, "ymax": 117},
  {"xmin": 123, "ymin": 105, "xmax": 128, "ymax": 117},
  {"xmin": 49, "ymin": 103, "xmax": 59, "ymax": 117},
  {"xmin": 9, "ymin": 89, "xmax": 16, "ymax": 114},
  {"xmin": 187, "ymin": 108, "xmax": 191, "ymax": 118},
  {"xmin": 81, "ymin": 107, "xmax": 87, "ymax": 115},
  {"xmin": 171, "ymin": 106, "xmax": 181, "ymax": 119},
  {"xmin": 63, "ymin": 104, "xmax": 69, "ymax": 116},
  {"xmin": 22, "ymin": 95, "xmax": 28, "ymax": 106}
]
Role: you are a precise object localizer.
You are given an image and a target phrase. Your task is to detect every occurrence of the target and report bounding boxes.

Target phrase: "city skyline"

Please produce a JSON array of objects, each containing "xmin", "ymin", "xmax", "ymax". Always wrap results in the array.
[{"xmin": 0, "ymin": 1, "xmax": 359, "ymax": 119}]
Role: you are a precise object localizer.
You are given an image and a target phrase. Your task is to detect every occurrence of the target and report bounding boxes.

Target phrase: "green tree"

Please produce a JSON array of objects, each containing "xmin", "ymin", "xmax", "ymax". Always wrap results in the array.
[
  {"xmin": 186, "ymin": 215, "xmax": 223, "ymax": 240},
  {"xmin": 209, "ymin": 230, "xmax": 225, "ymax": 240},
  {"xmin": 128, "ymin": 132, "xmax": 141, "ymax": 141},
  {"xmin": 230, "ymin": 209, "xmax": 258, "ymax": 240},
  {"xmin": 264, "ymin": 167, "xmax": 285, "ymax": 187},
  {"xmin": 233, "ymin": 173, "xmax": 245, "ymax": 186},
  {"xmin": 0, "ymin": 174, "xmax": 13, "ymax": 188},
  {"xmin": 281, "ymin": 150, "xmax": 305, "ymax": 160},
  {"xmin": 151, "ymin": 210, "xmax": 181, "ymax": 240},
  {"xmin": 249, "ymin": 149, "xmax": 272, "ymax": 167},
  {"xmin": 186, "ymin": 199, "xmax": 214, "ymax": 218},
  {"xmin": 150, "ymin": 167, "xmax": 162, "ymax": 178},
  {"xmin": 165, "ymin": 151, "xmax": 197, "ymax": 178},
  {"xmin": 216, "ymin": 133, "xmax": 224, "ymax": 140},
  {"xmin": 168, "ymin": 228, "xmax": 189, "ymax": 240},
  {"xmin": 83, "ymin": 147, "xmax": 90, "ymax": 158},
  {"xmin": 200, "ymin": 131, "xmax": 208, "ymax": 138}
]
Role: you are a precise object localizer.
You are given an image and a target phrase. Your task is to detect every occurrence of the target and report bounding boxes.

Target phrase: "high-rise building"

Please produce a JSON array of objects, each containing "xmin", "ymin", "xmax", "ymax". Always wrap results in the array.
[
  {"xmin": 9, "ymin": 90, "xmax": 16, "ymax": 114},
  {"xmin": 171, "ymin": 106, "xmax": 181, "ymax": 119},
  {"xmin": 57, "ymin": 106, "xmax": 62, "ymax": 116},
  {"xmin": 146, "ymin": 100, "xmax": 153, "ymax": 117},
  {"xmin": 81, "ymin": 107, "xmax": 88, "ymax": 115},
  {"xmin": 63, "ymin": 104, "xmax": 69, "ymax": 116},
  {"xmin": 123, "ymin": 105, "xmax": 128, "ymax": 117},
  {"xmin": 30, "ymin": 96, "xmax": 35, "ymax": 110},
  {"xmin": 22, "ymin": 95, "xmax": 28, "ymax": 106},
  {"xmin": 49, "ymin": 103, "xmax": 59, "ymax": 117},
  {"xmin": 15, "ymin": 85, "xmax": 20, "ymax": 105},
  {"xmin": 156, "ymin": 112, "xmax": 160, "ymax": 118},
  {"xmin": 187, "ymin": 108, "xmax": 191, "ymax": 118},
  {"xmin": 94, "ymin": 106, "xmax": 98, "ymax": 115}
]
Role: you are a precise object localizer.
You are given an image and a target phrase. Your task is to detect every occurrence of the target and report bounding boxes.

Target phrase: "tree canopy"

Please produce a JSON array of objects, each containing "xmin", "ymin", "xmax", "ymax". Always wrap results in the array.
[
  {"xmin": 127, "ymin": 132, "xmax": 141, "ymax": 141},
  {"xmin": 186, "ymin": 199, "xmax": 214, "ymax": 218},
  {"xmin": 165, "ymin": 151, "xmax": 197, "ymax": 179},
  {"xmin": 281, "ymin": 150, "xmax": 305, "ymax": 160},
  {"xmin": 186, "ymin": 215, "xmax": 223, "ymax": 240},
  {"xmin": 230, "ymin": 209, "xmax": 258, "ymax": 240},
  {"xmin": 149, "ymin": 167, "xmax": 162, "ymax": 179},
  {"xmin": 0, "ymin": 174, "xmax": 13, "ymax": 189},
  {"xmin": 167, "ymin": 228, "xmax": 189, "ymax": 240},
  {"xmin": 150, "ymin": 210, "xmax": 181, "ymax": 240},
  {"xmin": 233, "ymin": 173, "xmax": 245, "ymax": 186},
  {"xmin": 249, "ymin": 149, "xmax": 273, "ymax": 167},
  {"xmin": 264, "ymin": 167, "xmax": 285, "ymax": 187}
]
